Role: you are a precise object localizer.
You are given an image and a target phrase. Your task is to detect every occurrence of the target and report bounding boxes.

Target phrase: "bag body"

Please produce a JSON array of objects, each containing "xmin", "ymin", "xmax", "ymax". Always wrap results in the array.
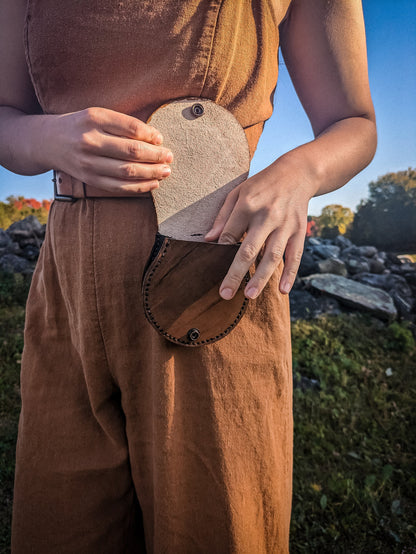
[{"xmin": 142, "ymin": 234, "xmax": 251, "ymax": 346}]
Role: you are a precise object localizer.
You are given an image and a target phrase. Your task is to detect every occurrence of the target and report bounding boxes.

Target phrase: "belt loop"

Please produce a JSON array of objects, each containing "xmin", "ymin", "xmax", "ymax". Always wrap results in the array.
[{"xmin": 52, "ymin": 169, "xmax": 78, "ymax": 202}]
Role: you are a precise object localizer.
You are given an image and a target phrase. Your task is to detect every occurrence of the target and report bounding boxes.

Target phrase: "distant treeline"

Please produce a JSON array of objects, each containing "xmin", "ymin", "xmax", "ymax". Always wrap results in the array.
[
  {"xmin": 1, "ymin": 168, "xmax": 416, "ymax": 251},
  {"xmin": 307, "ymin": 168, "xmax": 416, "ymax": 252},
  {"xmin": 0, "ymin": 196, "xmax": 51, "ymax": 229}
]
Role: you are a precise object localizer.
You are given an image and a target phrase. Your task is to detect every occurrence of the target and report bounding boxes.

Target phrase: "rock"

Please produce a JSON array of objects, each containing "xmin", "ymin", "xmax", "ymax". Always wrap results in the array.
[
  {"xmin": 385, "ymin": 252, "xmax": 403, "ymax": 266},
  {"xmin": 302, "ymin": 273, "xmax": 397, "ymax": 321},
  {"xmin": 311, "ymin": 244, "xmax": 341, "ymax": 259},
  {"xmin": 345, "ymin": 256, "xmax": 371, "ymax": 274},
  {"xmin": 0, "ymin": 253, "xmax": 34, "ymax": 274},
  {"xmin": 357, "ymin": 245, "xmax": 378, "ymax": 257},
  {"xmin": 340, "ymin": 245, "xmax": 361, "ymax": 258},
  {"xmin": 352, "ymin": 272, "xmax": 408, "ymax": 291},
  {"xmin": 293, "ymin": 373, "xmax": 321, "ymax": 392},
  {"xmin": 389, "ymin": 290, "xmax": 414, "ymax": 320},
  {"xmin": 352, "ymin": 272, "xmax": 414, "ymax": 320},
  {"xmin": 317, "ymin": 257, "xmax": 348, "ymax": 276},
  {"xmin": 289, "ymin": 289, "xmax": 342, "ymax": 320},
  {"xmin": 307, "ymin": 237, "xmax": 322, "ymax": 246},
  {"xmin": 298, "ymin": 251, "xmax": 319, "ymax": 277},
  {"xmin": 333, "ymin": 235, "xmax": 353, "ymax": 249},
  {"xmin": 368, "ymin": 257, "xmax": 386, "ymax": 274},
  {"xmin": 6, "ymin": 215, "xmax": 43, "ymax": 242},
  {"xmin": 19, "ymin": 237, "xmax": 41, "ymax": 248},
  {"xmin": 404, "ymin": 272, "xmax": 416, "ymax": 287},
  {"xmin": 0, "ymin": 229, "xmax": 12, "ymax": 249},
  {"xmin": 22, "ymin": 244, "xmax": 40, "ymax": 260}
]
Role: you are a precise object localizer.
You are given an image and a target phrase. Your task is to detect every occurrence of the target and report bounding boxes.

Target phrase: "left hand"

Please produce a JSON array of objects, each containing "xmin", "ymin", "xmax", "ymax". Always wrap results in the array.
[{"xmin": 204, "ymin": 156, "xmax": 318, "ymax": 300}]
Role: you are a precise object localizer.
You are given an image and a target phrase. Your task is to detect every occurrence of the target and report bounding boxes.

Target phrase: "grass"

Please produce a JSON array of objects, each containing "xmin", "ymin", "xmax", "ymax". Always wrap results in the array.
[
  {"xmin": 290, "ymin": 313, "xmax": 416, "ymax": 553},
  {"xmin": 0, "ymin": 271, "xmax": 415, "ymax": 553},
  {"xmin": 0, "ymin": 273, "xmax": 29, "ymax": 554}
]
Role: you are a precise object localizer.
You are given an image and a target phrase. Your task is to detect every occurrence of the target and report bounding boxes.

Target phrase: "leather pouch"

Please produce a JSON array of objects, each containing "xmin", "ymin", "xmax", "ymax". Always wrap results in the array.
[
  {"xmin": 142, "ymin": 233, "xmax": 250, "ymax": 346},
  {"xmin": 142, "ymin": 97, "xmax": 251, "ymax": 347}
]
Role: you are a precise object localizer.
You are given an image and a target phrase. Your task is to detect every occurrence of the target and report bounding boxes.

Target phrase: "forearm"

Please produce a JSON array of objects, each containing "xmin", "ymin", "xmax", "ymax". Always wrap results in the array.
[
  {"xmin": 271, "ymin": 115, "xmax": 377, "ymax": 199},
  {"xmin": 0, "ymin": 106, "xmax": 56, "ymax": 175}
]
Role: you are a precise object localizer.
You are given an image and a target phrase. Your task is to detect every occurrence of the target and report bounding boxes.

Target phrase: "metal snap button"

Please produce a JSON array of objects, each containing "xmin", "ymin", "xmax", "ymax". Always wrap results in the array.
[
  {"xmin": 187, "ymin": 328, "xmax": 200, "ymax": 341},
  {"xmin": 191, "ymin": 103, "xmax": 204, "ymax": 117}
]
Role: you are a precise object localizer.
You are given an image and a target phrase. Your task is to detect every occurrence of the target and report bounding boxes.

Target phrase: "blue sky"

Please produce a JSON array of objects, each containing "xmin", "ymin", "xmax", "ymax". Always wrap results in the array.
[{"xmin": 1, "ymin": 0, "xmax": 415, "ymax": 217}]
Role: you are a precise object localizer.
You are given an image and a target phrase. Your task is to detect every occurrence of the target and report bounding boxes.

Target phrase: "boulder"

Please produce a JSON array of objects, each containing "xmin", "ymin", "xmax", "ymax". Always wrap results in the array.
[
  {"xmin": 333, "ymin": 234, "xmax": 353, "ymax": 250},
  {"xmin": 311, "ymin": 244, "xmax": 341, "ymax": 259},
  {"xmin": 302, "ymin": 273, "xmax": 397, "ymax": 321},
  {"xmin": 0, "ymin": 253, "xmax": 34, "ymax": 274},
  {"xmin": 317, "ymin": 257, "xmax": 348, "ymax": 276},
  {"xmin": 0, "ymin": 229, "xmax": 12, "ymax": 249},
  {"xmin": 298, "ymin": 251, "xmax": 319, "ymax": 277},
  {"xmin": 345, "ymin": 256, "xmax": 371, "ymax": 274},
  {"xmin": 357, "ymin": 245, "xmax": 378, "ymax": 257},
  {"xmin": 6, "ymin": 215, "xmax": 43, "ymax": 242},
  {"xmin": 368, "ymin": 256, "xmax": 386, "ymax": 274}
]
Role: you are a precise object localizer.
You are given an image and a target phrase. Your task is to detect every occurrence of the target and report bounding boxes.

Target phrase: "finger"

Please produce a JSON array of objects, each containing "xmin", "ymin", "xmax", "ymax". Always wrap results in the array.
[
  {"xmin": 278, "ymin": 231, "xmax": 306, "ymax": 294},
  {"xmin": 244, "ymin": 229, "xmax": 288, "ymax": 299},
  {"xmin": 88, "ymin": 107, "xmax": 164, "ymax": 145},
  {"xmin": 82, "ymin": 155, "xmax": 172, "ymax": 182},
  {"xmin": 219, "ymin": 226, "xmax": 266, "ymax": 300},
  {"xmin": 204, "ymin": 188, "xmax": 239, "ymax": 241},
  {"xmin": 98, "ymin": 135, "xmax": 173, "ymax": 164}
]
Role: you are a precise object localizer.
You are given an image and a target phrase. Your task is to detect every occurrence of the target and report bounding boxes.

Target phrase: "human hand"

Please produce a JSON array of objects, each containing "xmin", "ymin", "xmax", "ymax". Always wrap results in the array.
[
  {"xmin": 204, "ymin": 157, "xmax": 317, "ymax": 299},
  {"xmin": 46, "ymin": 107, "xmax": 173, "ymax": 193}
]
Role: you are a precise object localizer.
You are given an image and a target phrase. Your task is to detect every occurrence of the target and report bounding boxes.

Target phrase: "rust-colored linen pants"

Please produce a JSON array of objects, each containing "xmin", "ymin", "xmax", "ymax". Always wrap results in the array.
[{"xmin": 11, "ymin": 196, "xmax": 293, "ymax": 553}]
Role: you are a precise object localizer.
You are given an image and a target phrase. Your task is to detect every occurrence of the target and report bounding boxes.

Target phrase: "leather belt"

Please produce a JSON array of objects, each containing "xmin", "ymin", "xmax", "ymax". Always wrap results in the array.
[{"xmin": 52, "ymin": 169, "xmax": 151, "ymax": 201}]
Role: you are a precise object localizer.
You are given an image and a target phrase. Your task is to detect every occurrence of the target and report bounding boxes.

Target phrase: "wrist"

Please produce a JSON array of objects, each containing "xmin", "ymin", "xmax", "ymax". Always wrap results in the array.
[
  {"xmin": 28, "ymin": 113, "xmax": 62, "ymax": 173},
  {"xmin": 269, "ymin": 145, "xmax": 323, "ymax": 200}
]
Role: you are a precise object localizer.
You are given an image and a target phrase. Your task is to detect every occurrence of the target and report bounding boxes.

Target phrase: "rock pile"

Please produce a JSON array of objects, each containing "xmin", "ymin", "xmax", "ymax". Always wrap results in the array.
[
  {"xmin": 0, "ymin": 215, "xmax": 415, "ymax": 328},
  {"xmin": 0, "ymin": 215, "xmax": 45, "ymax": 275},
  {"xmin": 291, "ymin": 235, "xmax": 416, "ymax": 326}
]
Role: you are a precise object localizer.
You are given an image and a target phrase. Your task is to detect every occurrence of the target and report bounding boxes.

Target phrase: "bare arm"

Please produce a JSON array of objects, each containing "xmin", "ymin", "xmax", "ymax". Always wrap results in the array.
[
  {"xmin": 278, "ymin": 0, "xmax": 377, "ymax": 196},
  {"xmin": 206, "ymin": 0, "xmax": 377, "ymax": 299},
  {"xmin": 0, "ymin": 0, "xmax": 172, "ymax": 189}
]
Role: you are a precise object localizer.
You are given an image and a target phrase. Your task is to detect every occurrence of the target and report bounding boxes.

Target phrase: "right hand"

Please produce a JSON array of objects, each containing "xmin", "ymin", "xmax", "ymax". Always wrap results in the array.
[{"xmin": 47, "ymin": 106, "xmax": 173, "ymax": 193}]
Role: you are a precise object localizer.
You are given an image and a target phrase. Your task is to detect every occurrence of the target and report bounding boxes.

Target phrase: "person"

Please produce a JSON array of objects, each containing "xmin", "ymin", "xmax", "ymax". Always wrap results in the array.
[{"xmin": 1, "ymin": 0, "xmax": 376, "ymax": 552}]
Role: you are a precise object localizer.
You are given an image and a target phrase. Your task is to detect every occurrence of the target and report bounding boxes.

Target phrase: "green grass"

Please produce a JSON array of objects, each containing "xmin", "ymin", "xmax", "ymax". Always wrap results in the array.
[
  {"xmin": 290, "ymin": 313, "xmax": 416, "ymax": 553},
  {"xmin": 0, "ymin": 273, "xmax": 29, "ymax": 554},
  {"xmin": 0, "ymin": 272, "xmax": 415, "ymax": 553}
]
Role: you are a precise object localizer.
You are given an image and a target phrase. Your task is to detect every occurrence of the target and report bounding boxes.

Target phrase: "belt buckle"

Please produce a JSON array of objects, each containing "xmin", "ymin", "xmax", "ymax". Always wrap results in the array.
[{"xmin": 52, "ymin": 169, "xmax": 79, "ymax": 202}]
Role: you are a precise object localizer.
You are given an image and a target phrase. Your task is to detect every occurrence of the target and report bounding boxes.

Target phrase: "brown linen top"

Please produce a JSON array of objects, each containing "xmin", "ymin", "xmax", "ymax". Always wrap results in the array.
[{"xmin": 24, "ymin": 0, "xmax": 291, "ymax": 161}]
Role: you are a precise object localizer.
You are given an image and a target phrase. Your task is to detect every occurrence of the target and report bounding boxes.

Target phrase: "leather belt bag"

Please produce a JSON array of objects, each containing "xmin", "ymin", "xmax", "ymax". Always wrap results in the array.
[
  {"xmin": 53, "ymin": 97, "xmax": 252, "ymax": 347},
  {"xmin": 142, "ymin": 97, "xmax": 252, "ymax": 347}
]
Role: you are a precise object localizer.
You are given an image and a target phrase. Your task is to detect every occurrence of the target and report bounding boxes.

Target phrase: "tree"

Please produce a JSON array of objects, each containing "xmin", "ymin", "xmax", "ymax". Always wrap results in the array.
[
  {"xmin": 0, "ymin": 195, "xmax": 51, "ymax": 230},
  {"xmin": 349, "ymin": 168, "xmax": 416, "ymax": 251},
  {"xmin": 317, "ymin": 204, "xmax": 354, "ymax": 238}
]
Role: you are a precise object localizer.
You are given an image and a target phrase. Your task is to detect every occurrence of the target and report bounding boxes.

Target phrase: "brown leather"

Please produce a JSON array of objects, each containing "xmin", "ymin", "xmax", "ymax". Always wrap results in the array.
[
  {"xmin": 142, "ymin": 234, "xmax": 251, "ymax": 346},
  {"xmin": 53, "ymin": 169, "xmax": 152, "ymax": 200}
]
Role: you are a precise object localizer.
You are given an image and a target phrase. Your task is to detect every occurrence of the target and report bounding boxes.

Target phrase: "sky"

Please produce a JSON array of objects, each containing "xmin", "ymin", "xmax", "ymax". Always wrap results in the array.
[{"xmin": 1, "ymin": 0, "xmax": 415, "ymax": 217}]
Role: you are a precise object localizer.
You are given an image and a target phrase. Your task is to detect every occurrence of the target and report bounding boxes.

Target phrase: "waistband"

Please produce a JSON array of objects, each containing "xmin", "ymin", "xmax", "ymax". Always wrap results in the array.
[{"xmin": 52, "ymin": 169, "xmax": 152, "ymax": 202}]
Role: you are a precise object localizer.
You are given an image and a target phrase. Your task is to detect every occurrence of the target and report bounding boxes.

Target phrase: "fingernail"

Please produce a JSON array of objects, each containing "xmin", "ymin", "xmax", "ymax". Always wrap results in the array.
[
  {"xmin": 246, "ymin": 287, "xmax": 258, "ymax": 299},
  {"xmin": 205, "ymin": 228, "xmax": 215, "ymax": 239},
  {"xmin": 166, "ymin": 151, "xmax": 173, "ymax": 163},
  {"xmin": 220, "ymin": 288, "xmax": 233, "ymax": 300},
  {"xmin": 155, "ymin": 134, "xmax": 163, "ymax": 144},
  {"xmin": 281, "ymin": 281, "xmax": 291, "ymax": 294},
  {"xmin": 162, "ymin": 165, "xmax": 171, "ymax": 176}
]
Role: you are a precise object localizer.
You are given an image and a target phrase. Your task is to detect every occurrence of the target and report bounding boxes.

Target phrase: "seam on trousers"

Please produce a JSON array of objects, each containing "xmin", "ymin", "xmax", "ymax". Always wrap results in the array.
[
  {"xmin": 91, "ymin": 199, "xmax": 115, "ymax": 384},
  {"xmin": 199, "ymin": 0, "xmax": 224, "ymax": 97}
]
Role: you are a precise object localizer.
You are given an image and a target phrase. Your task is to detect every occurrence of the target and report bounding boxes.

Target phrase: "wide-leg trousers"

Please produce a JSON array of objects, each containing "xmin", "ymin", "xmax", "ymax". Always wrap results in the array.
[{"xmin": 11, "ymin": 196, "xmax": 293, "ymax": 553}]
